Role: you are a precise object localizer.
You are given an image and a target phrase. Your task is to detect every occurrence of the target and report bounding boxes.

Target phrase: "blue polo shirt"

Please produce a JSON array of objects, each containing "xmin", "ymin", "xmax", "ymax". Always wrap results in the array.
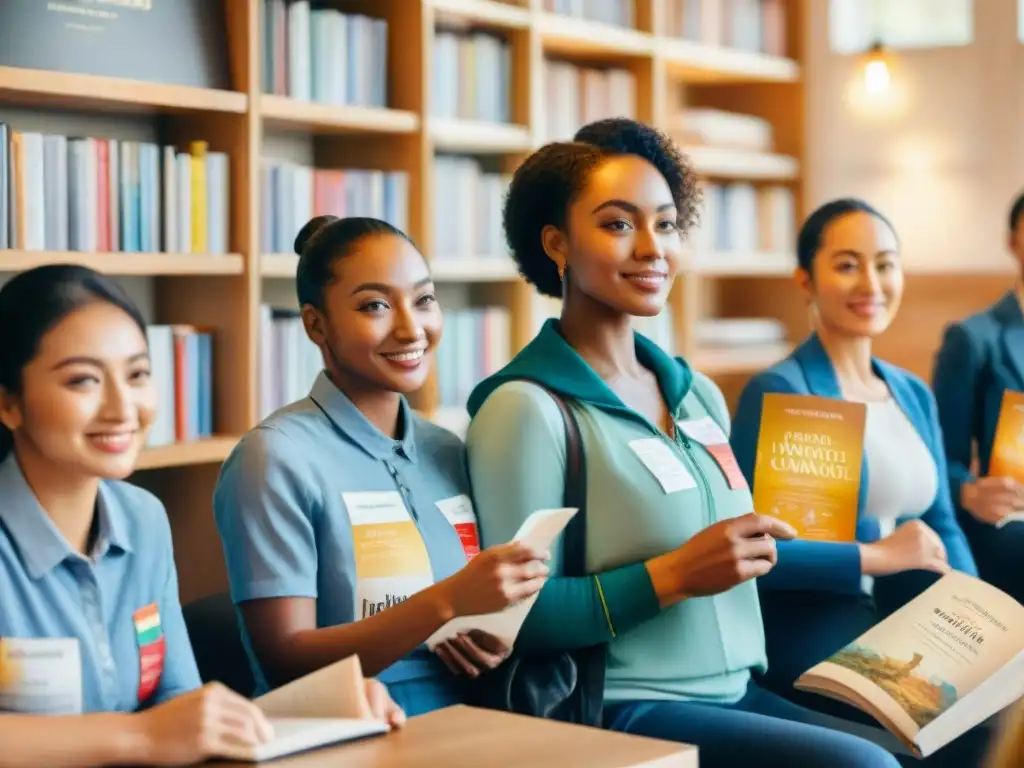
[
  {"xmin": 0, "ymin": 454, "xmax": 201, "ymax": 714},
  {"xmin": 213, "ymin": 371, "xmax": 476, "ymax": 703}
]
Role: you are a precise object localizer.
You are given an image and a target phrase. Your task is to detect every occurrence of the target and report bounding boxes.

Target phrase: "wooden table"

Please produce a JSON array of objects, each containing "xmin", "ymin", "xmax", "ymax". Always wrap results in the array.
[{"xmin": 219, "ymin": 705, "xmax": 699, "ymax": 767}]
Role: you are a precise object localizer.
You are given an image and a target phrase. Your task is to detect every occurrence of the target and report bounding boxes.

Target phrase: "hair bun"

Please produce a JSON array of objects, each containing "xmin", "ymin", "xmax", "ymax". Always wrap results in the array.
[{"xmin": 293, "ymin": 215, "xmax": 339, "ymax": 256}]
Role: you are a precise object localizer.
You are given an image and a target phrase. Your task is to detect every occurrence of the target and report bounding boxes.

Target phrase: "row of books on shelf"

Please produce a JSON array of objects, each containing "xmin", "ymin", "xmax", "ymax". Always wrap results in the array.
[
  {"xmin": 544, "ymin": 61, "xmax": 637, "ymax": 143},
  {"xmin": 690, "ymin": 182, "xmax": 795, "ymax": 255},
  {"xmin": 262, "ymin": 0, "xmax": 387, "ymax": 108},
  {"xmin": 259, "ymin": 161, "xmax": 409, "ymax": 255},
  {"xmin": 145, "ymin": 324, "xmax": 214, "ymax": 448},
  {"xmin": 0, "ymin": 126, "xmax": 229, "ymax": 255},
  {"xmin": 543, "ymin": 0, "xmax": 635, "ymax": 28},
  {"xmin": 672, "ymin": 108, "xmax": 777, "ymax": 153},
  {"xmin": 259, "ymin": 305, "xmax": 321, "ymax": 419},
  {"xmin": 436, "ymin": 307, "xmax": 511, "ymax": 411},
  {"xmin": 664, "ymin": 0, "xmax": 787, "ymax": 56},
  {"xmin": 432, "ymin": 30, "xmax": 512, "ymax": 125},
  {"xmin": 434, "ymin": 156, "xmax": 511, "ymax": 261}
]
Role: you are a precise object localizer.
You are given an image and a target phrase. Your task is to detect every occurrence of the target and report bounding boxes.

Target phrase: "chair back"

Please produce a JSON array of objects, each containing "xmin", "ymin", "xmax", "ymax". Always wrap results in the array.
[{"xmin": 182, "ymin": 592, "xmax": 255, "ymax": 696}]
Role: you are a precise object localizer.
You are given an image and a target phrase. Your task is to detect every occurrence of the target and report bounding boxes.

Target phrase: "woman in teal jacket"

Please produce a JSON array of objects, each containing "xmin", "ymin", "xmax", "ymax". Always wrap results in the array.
[
  {"xmin": 931, "ymin": 191, "xmax": 1024, "ymax": 605},
  {"xmin": 466, "ymin": 120, "xmax": 901, "ymax": 768},
  {"xmin": 729, "ymin": 198, "xmax": 986, "ymax": 763}
]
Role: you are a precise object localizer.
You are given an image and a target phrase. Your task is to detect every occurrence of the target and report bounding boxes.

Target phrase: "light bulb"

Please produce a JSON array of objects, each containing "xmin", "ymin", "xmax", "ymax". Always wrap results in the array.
[{"xmin": 863, "ymin": 43, "xmax": 891, "ymax": 96}]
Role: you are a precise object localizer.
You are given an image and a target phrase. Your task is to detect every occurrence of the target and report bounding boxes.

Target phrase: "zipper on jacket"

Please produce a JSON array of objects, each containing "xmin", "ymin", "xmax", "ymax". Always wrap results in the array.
[{"xmin": 674, "ymin": 429, "xmax": 716, "ymax": 526}]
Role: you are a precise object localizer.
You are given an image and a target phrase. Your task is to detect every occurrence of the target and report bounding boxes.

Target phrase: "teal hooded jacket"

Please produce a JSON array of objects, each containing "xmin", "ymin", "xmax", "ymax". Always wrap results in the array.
[{"xmin": 465, "ymin": 319, "xmax": 768, "ymax": 704}]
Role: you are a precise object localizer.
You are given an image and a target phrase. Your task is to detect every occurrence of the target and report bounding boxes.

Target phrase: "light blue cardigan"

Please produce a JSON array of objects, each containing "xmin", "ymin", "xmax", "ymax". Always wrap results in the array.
[{"xmin": 729, "ymin": 333, "xmax": 978, "ymax": 595}]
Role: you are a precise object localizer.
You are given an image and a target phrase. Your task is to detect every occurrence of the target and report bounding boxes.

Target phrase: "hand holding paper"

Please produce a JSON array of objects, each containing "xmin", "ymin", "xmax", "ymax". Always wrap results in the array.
[{"xmin": 426, "ymin": 507, "xmax": 577, "ymax": 649}]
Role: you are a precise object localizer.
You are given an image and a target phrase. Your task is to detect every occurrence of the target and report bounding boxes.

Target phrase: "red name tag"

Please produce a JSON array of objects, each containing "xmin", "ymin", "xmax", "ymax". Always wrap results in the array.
[
  {"xmin": 678, "ymin": 418, "xmax": 749, "ymax": 491},
  {"xmin": 436, "ymin": 495, "xmax": 481, "ymax": 560},
  {"xmin": 133, "ymin": 603, "xmax": 165, "ymax": 704}
]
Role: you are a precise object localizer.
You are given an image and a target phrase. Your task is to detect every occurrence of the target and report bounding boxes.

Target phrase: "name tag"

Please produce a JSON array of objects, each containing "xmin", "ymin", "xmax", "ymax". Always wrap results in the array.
[
  {"xmin": 0, "ymin": 637, "xmax": 82, "ymax": 714},
  {"xmin": 436, "ymin": 494, "xmax": 480, "ymax": 560},
  {"xmin": 629, "ymin": 438, "xmax": 696, "ymax": 494},
  {"xmin": 133, "ymin": 603, "xmax": 166, "ymax": 704},
  {"xmin": 677, "ymin": 417, "xmax": 748, "ymax": 491},
  {"xmin": 343, "ymin": 491, "xmax": 434, "ymax": 619}
]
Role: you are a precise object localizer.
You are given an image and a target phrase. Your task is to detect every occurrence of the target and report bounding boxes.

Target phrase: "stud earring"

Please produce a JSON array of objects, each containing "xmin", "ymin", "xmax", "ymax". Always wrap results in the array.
[{"xmin": 558, "ymin": 264, "xmax": 566, "ymax": 281}]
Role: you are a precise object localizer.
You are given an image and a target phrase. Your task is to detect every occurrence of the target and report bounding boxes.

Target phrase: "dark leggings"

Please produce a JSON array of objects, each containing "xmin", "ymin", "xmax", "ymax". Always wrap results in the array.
[{"xmin": 605, "ymin": 681, "xmax": 900, "ymax": 768}]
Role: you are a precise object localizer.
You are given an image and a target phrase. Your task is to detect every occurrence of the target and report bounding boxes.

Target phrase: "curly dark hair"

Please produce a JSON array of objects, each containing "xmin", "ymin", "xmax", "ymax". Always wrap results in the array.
[{"xmin": 503, "ymin": 118, "xmax": 701, "ymax": 298}]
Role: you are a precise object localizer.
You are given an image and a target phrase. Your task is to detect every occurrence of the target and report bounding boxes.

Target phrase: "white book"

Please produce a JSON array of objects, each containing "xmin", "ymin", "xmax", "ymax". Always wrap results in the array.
[
  {"xmin": 426, "ymin": 508, "xmax": 578, "ymax": 649},
  {"xmin": 227, "ymin": 655, "xmax": 390, "ymax": 763}
]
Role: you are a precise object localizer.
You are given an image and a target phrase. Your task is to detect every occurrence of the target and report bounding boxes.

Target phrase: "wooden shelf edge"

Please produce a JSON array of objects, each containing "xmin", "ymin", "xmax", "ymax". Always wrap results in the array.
[
  {"xmin": 0, "ymin": 66, "xmax": 247, "ymax": 113},
  {"xmin": 0, "ymin": 251, "xmax": 244, "ymax": 276},
  {"xmin": 136, "ymin": 436, "xmax": 240, "ymax": 471},
  {"xmin": 429, "ymin": 118, "xmax": 534, "ymax": 153},
  {"xmin": 260, "ymin": 95, "xmax": 419, "ymax": 134},
  {"xmin": 428, "ymin": 0, "xmax": 532, "ymax": 27},
  {"xmin": 430, "ymin": 257, "xmax": 520, "ymax": 281},
  {"xmin": 537, "ymin": 13, "xmax": 654, "ymax": 57},
  {"xmin": 693, "ymin": 343, "xmax": 793, "ymax": 375},
  {"xmin": 261, "ymin": 253, "xmax": 298, "ymax": 278},
  {"xmin": 656, "ymin": 40, "xmax": 800, "ymax": 83},
  {"xmin": 688, "ymin": 252, "xmax": 796, "ymax": 277}
]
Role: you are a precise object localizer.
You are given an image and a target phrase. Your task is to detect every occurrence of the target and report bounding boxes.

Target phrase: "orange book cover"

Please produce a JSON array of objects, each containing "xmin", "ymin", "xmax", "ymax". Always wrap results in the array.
[
  {"xmin": 752, "ymin": 393, "xmax": 867, "ymax": 542},
  {"xmin": 988, "ymin": 390, "xmax": 1024, "ymax": 484}
]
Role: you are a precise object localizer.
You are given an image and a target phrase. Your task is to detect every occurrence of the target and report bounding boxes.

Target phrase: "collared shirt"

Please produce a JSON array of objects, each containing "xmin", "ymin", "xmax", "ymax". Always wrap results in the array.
[
  {"xmin": 0, "ymin": 454, "xmax": 201, "ymax": 714},
  {"xmin": 213, "ymin": 371, "xmax": 477, "ymax": 697}
]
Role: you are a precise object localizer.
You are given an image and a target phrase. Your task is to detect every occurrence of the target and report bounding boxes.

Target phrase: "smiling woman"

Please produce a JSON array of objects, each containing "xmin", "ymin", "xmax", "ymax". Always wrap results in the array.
[
  {"xmin": 0, "ymin": 264, "xmax": 283, "ymax": 768},
  {"xmin": 728, "ymin": 199, "xmax": 993, "ymax": 763},
  {"xmin": 212, "ymin": 215, "xmax": 551, "ymax": 718}
]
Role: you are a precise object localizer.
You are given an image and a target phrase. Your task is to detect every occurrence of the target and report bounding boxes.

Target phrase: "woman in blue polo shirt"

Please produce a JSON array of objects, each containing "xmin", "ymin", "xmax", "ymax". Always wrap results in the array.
[
  {"xmin": 213, "ymin": 216, "xmax": 550, "ymax": 717},
  {"xmin": 0, "ymin": 264, "xmax": 404, "ymax": 768},
  {"xmin": 729, "ymin": 199, "xmax": 992, "ymax": 761},
  {"xmin": 0, "ymin": 264, "xmax": 276, "ymax": 766}
]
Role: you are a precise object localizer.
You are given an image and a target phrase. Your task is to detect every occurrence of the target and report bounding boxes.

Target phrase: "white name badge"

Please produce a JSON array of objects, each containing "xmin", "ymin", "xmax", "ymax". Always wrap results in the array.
[
  {"xmin": 436, "ymin": 494, "xmax": 481, "ymax": 559},
  {"xmin": 629, "ymin": 438, "xmax": 696, "ymax": 494},
  {"xmin": 0, "ymin": 637, "xmax": 82, "ymax": 714},
  {"xmin": 342, "ymin": 491, "xmax": 434, "ymax": 620},
  {"xmin": 677, "ymin": 417, "xmax": 728, "ymax": 446}
]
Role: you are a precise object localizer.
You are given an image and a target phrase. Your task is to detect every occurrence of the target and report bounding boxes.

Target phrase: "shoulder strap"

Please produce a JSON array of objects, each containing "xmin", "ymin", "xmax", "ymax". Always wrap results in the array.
[
  {"xmin": 544, "ymin": 389, "xmax": 587, "ymax": 578},
  {"xmin": 506, "ymin": 379, "xmax": 588, "ymax": 577}
]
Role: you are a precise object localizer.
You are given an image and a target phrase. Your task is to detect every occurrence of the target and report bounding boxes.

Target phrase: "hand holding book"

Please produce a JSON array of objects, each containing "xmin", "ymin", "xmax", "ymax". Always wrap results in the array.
[
  {"xmin": 858, "ymin": 520, "xmax": 951, "ymax": 577},
  {"xmin": 961, "ymin": 475, "xmax": 1024, "ymax": 526},
  {"xmin": 646, "ymin": 512, "xmax": 797, "ymax": 607}
]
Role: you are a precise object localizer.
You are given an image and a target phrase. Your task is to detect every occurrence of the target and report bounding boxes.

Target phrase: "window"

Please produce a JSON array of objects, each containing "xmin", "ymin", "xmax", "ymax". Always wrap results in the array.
[{"xmin": 829, "ymin": 0, "xmax": 973, "ymax": 54}]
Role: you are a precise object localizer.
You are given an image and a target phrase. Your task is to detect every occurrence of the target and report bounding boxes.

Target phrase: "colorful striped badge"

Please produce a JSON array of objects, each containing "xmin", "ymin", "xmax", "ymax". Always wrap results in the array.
[
  {"xmin": 133, "ymin": 603, "xmax": 163, "ymax": 646},
  {"xmin": 133, "ymin": 603, "xmax": 166, "ymax": 704}
]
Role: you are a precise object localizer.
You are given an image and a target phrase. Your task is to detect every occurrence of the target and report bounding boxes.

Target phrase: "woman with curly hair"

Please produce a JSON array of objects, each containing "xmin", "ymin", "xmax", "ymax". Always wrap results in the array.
[{"xmin": 463, "ymin": 118, "xmax": 901, "ymax": 767}]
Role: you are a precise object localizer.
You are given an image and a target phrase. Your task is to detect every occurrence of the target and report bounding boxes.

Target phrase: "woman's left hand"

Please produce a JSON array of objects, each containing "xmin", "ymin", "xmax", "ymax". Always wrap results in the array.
[
  {"xmin": 434, "ymin": 631, "xmax": 510, "ymax": 677},
  {"xmin": 363, "ymin": 678, "xmax": 406, "ymax": 728}
]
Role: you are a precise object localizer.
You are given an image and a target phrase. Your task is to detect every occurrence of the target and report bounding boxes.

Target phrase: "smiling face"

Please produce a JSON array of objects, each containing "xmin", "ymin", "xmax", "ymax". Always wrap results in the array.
[
  {"xmin": 302, "ymin": 233, "xmax": 441, "ymax": 394},
  {"xmin": 799, "ymin": 210, "xmax": 903, "ymax": 339},
  {"xmin": 0, "ymin": 301, "xmax": 156, "ymax": 480},
  {"xmin": 542, "ymin": 154, "xmax": 684, "ymax": 317}
]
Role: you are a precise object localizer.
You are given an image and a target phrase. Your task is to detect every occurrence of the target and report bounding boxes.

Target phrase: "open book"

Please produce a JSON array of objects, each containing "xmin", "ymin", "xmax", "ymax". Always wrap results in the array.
[
  {"xmin": 425, "ymin": 507, "xmax": 578, "ymax": 649},
  {"xmin": 212, "ymin": 656, "xmax": 389, "ymax": 762},
  {"xmin": 795, "ymin": 571, "xmax": 1024, "ymax": 757}
]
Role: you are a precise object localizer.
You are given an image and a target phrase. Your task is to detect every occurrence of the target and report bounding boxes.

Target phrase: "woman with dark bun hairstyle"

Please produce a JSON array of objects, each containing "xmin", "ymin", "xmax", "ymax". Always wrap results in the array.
[
  {"xmin": 464, "ymin": 118, "xmax": 900, "ymax": 767},
  {"xmin": 213, "ymin": 216, "xmax": 550, "ymax": 717}
]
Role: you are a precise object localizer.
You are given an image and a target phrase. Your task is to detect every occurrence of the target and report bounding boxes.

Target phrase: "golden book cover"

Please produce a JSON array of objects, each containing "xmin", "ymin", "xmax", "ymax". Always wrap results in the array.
[
  {"xmin": 795, "ymin": 571, "xmax": 1024, "ymax": 757},
  {"xmin": 989, "ymin": 390, "xmax": 1024, "ymax": 484},
  {"xmin": 752, "ymin": 393, "xmax": 866, "ymax": 542}
]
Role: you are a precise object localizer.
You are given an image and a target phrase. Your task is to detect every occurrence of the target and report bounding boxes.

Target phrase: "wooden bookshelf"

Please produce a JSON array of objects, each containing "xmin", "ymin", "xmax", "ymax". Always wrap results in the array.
[{"xmin": 0, "ymin": 0, "xmax": 805, "ymax": 600}]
